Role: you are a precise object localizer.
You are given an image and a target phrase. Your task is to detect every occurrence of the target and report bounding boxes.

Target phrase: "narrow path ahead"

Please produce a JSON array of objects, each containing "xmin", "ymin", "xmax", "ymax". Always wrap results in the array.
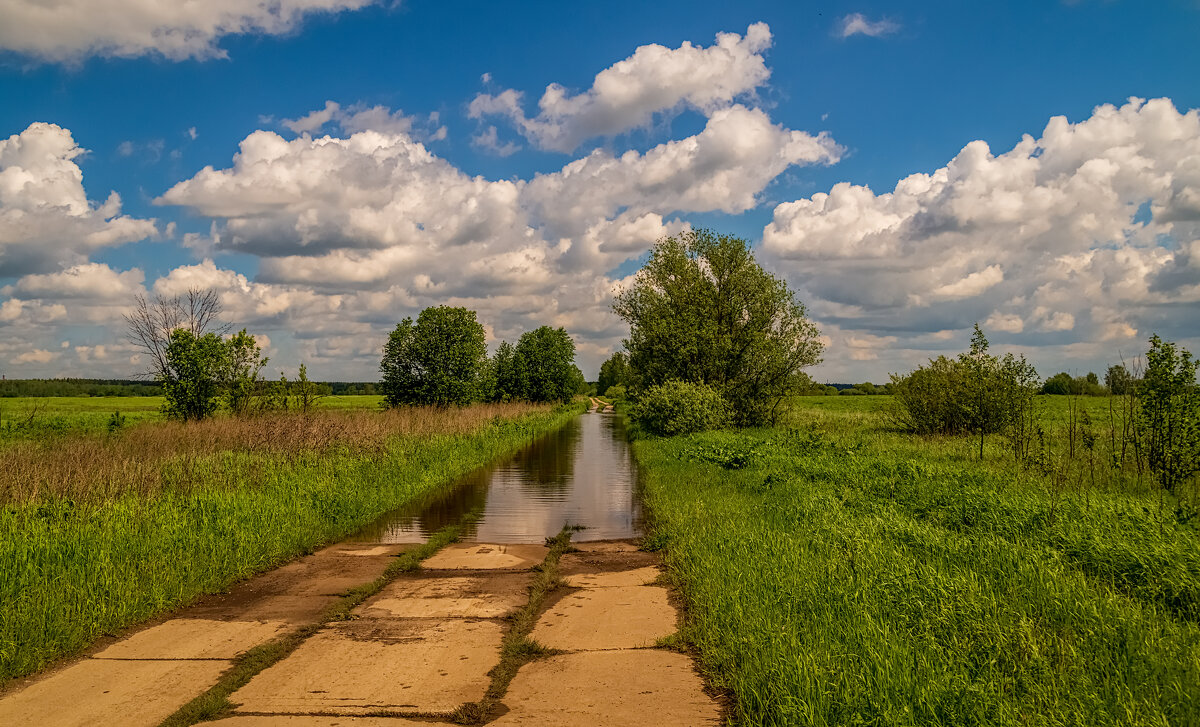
[{"xmin": 1, "ymin": 538, "xmax": 720, "ymax": 726}]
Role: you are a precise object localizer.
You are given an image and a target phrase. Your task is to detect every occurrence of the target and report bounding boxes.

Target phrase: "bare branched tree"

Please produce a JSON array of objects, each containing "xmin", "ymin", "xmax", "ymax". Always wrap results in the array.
[{"xmin": 125, "ymin": 288, "xmax": 229, "ymax": 380}]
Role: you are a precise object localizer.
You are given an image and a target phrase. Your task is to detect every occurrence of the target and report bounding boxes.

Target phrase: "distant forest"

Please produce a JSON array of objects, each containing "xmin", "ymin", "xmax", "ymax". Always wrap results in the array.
[{"xmin": 0, "ymin": 379, "xmax": 378, "ymax": 397}]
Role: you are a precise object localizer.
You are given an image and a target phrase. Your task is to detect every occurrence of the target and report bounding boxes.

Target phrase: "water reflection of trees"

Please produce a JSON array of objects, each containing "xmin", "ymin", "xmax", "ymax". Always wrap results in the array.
[{"xmin": 507, "ymin": 416, "xmax": 581, "ymax": 497}]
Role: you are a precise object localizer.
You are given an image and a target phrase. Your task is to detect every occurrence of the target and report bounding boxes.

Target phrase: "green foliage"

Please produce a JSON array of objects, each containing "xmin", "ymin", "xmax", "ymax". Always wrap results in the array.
[
  {"xmin": 1137, "ymin": 335, "xmax": 1200, "ymax": 492},
  {"xmin": 891, "ymin": 325, "xmax": 1040, "ymax": 460},
  {"xmin": 629, "ymin": 379, "xmax": 730, "ymax": 436},
  {"xmin": 1043, "ymin": 371, "xmax": 1107, "ymax": 396},
  {"xmin": 598, "ymin": 351, "xmax": 632, "ymax": 394},
  {"xmin": 513, "ymin": 326, "xmax": 579, "ymax": 403},
  {"xmin": 634, "ymin": 400, "xmax": 1200, "ymax": 726},
  {"xmin": 1106, "ymin": 364, "xmax": 1136, "ymax": 395},
  {"xmin": 604, "ymin": 384, "xmax": 627, "ymax": 401},
  {"xmin": 222, "ymin": 329, "xmax": 268, "ymax": 416},
  {"xmin": 488, "ymin": 341, "xmax": 522, "ymax": 402},
  {"xmin": 379, "ymin": 306, "xmax": 489, "ymax": 407},
  {"xmin": 161, "ymin": 329, "xmax": 228, "ymax": 421},
  {"xmin": 613, "ymin": 229, "xmax": 823, "ymax": 426}
]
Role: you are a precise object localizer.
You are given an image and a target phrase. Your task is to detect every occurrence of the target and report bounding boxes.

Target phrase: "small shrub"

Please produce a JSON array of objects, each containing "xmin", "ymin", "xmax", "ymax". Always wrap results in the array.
[
  {"xmin": 604, "ymin": 384, "xmax": 627, "ymax": 401},
  {"xmin": 1138, "ymin": 335, "xmax": 1200, "ymax": 492},
  {"xmin": 630, "ymin": 380, "xmax": 730, "ymax": 436}
]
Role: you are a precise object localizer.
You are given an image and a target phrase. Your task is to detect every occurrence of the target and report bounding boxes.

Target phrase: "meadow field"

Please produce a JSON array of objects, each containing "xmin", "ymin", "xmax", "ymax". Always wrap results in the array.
[
  {"xmin": 0, "ymin": 395, "xmax": 386, "ymax": 437},
  {"xmin": 635, "ymin": 395, "xmax": 1200, "ymax": 726},
  {"xmin": 0, "ymin": 398, "xmax": 581, "ymax": 682}
]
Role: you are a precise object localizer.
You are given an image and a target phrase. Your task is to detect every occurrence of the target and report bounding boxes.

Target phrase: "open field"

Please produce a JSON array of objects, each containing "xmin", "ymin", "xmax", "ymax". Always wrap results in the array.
[
  {"xmin": 634, "ymin": 396, "xmax": 1200, "ymax": 726},
  {"xmin": 0, "ymin": 400, "xmax": 582, "ymax": 683},
  {"xmin": 0, "ymin": 394, "xmax": 385, "ymax": 437}
]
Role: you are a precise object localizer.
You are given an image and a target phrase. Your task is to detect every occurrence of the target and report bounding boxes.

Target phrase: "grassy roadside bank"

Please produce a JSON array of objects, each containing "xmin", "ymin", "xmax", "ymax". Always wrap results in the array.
[
  {"xmin": 0, "ymin": 400, "xmax": 584, "ymax": 683},
  {"xmin": 633, "ymin": 397, "xmax": 1200, "ymax": 726}
]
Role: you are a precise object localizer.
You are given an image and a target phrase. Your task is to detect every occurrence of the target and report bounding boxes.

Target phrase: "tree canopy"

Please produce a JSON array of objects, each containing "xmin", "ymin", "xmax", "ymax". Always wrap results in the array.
[
  {"xmin": 613, "ymin": 229, "xmax": 823, "ymax": 425},
  {"xmin": 513, "ymin": 326, "xmax": 580, "ymax": 403},
  {"xmin": 379, "ymin": 306, "xmax": 489, "ymax": 407}
]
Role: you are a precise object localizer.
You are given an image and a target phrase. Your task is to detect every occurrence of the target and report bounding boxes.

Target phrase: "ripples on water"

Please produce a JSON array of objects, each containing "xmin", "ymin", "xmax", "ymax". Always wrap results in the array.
[{"xmin": 349, "ymin": 411, "xmax": 643, "ymax": 544}]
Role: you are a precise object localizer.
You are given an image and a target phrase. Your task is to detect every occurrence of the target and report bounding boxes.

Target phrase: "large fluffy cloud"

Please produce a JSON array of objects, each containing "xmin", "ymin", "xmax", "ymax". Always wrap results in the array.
[
  {"xmin": 157, "ymin": 104, "xmax": 839, "ymax": 287},
  {"xmin": 0, "ymin": 123, "xmax": 157, "ymax": 277},
  {"xmin": 764, "ymin": 97, "xmax": 1200, "ymax": 376},
  {"xmin": 0, "ymin": 0, "xmax": 375, "ymax": 62},
  {"xmin": 470, "ymin": 23, "xmax": 774, "ymax": 152},
  {"xmin": 151, "ymin": 99, "xmax": 838, "ymax": 375}
]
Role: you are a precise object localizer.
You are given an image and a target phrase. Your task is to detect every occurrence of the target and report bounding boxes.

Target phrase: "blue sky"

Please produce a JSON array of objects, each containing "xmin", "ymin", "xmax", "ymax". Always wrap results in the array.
[{"xmin": 2, "ymin": 0, "xmax": 1199, "ymax": 381}]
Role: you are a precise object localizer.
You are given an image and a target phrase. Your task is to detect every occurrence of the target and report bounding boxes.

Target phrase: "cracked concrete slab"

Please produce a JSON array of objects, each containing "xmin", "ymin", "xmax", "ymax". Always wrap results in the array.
[
  {"xmin": 490, "ymin": 650, "xmax": 720, "ymax": 726},
  {"xmin": 564, "ymin": 565, "xmax": 661, "ymax": 588},
  {"xmin": 359, "ymin": 572, "xmax": 531, "ymax": 619},
  {"xmin": 531, "ymin": 585, "xmax": 675, "ymax": 651},
  {"xmin": 230, "ymin": 618, "xmax": 504, "ymax": 716},
  {"xmin": 0, "ymin": 657, "xmax": 230, "ymax": 727},
  {"xmin": 421, "ymin": 543, "xmax": 547, "ymax": 571},
  {"xmin": 95, "ymin": 618, "xmax": 289, "ymax": 660}
]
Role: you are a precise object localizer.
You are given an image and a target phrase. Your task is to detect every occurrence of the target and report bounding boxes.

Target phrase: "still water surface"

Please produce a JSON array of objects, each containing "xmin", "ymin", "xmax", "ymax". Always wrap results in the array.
[{"xmin": 349, "ymin": 411, "xmax": 642, "ymax": 544}]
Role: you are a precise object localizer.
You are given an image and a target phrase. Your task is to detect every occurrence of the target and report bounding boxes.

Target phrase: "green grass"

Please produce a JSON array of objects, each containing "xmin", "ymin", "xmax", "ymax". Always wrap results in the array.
[
  {"xmin": 0, "ymin": 401, "xmax": 583, "ymax": 683},
  {"xmin": 0, "ymin": 394, "xmax": 385, "ymax": 437},
  {"xmin": 634, "ymin": 396, "xmax": 1200, "ymax": 726}
]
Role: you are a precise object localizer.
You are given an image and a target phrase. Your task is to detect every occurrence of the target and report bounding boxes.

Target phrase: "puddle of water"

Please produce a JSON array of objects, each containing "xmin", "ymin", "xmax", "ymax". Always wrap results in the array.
[{"xmin": 349, "ymin": 411, "xmax": 643, "ymax": 544}]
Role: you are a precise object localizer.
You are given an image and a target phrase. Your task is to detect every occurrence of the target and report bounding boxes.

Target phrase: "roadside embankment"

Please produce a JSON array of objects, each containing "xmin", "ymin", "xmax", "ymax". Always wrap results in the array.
[{"xmin": 0, "ymin": 400, "xmax": 584, "ymax": 683}]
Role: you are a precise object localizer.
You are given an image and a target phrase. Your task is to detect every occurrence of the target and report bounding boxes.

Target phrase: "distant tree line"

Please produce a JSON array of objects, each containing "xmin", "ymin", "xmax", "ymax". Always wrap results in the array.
[
  {"xmin": 0, "ymin": 379, "xmax": 162, "ymax": 397},
  {"xmin": 378, "ymin": 305, "xmax": 587, "ymax": 408}
]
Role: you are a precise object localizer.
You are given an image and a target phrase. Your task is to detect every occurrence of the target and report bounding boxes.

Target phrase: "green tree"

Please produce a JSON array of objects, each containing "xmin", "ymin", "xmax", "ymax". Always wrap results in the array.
[
  {"xmin": 380, "ymin": 306, "xmax": 489, "ymax": 407},
  {"xmin": 613, "ymin": 229, "xmax": 823, "ymax": 425},
  {"xmin": 598, "ymin": 351, "xmax": 632, "ymax": 394},
  {"xmin": 162, "ymin": 329, "xmax": 227, "ymax": 421},
  {"xmin": 1042, "ymin": 372, "xmax": 1074, "ymax": 395},
  {"xmin": 489, "ymin": 341, "xmax": 523, "ymax": 402},
  {"xmin": 514, "ymin": 326, "xmax": 578, "ymax": 403},
  {"xmin": 222, "ymin": 329, "xmax": 267, "ymax": 416},
  {"xmin": 1106, "ymin": 364, "xmax": 1135, "ymax": 395},
  {"xmin": 1137, "ymin": 335, "xmax": 1200, "ymax": 492}
]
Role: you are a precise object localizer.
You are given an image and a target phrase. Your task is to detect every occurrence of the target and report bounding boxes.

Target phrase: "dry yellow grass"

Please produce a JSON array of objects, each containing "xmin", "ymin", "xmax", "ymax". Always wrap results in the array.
[{"xmin": 1, "ymin": 403, "xmax": 550, "ymax": 503}]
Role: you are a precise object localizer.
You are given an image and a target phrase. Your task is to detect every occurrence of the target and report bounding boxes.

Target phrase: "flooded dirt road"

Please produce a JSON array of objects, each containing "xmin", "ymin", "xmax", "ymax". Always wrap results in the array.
[{"xmin": 350, "ymin": 409, "xmax": 643, "ymax": 544}]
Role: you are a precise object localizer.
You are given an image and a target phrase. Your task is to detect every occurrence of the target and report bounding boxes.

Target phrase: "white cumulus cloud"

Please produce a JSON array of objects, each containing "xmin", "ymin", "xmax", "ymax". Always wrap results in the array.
[
  {"xmin": 0, "ymin": 0, "xmax": 377, "ymax": 62},
  {"xmin": 470, "ymin": 23, "xmax": 775, "ymax": 152},
  {"xmin": 1, "ymin": 123, "xmax": 157, "ymax": 277},
  {"xmin": 765, "ymin": 97, "xmax": 1200, "ymax": 376}
]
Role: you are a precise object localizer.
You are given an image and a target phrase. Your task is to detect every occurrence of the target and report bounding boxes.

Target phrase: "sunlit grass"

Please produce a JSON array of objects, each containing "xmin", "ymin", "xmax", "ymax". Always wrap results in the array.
[{"xmin": 635, "ymin": 396, "xmax": 1200, "ymax": 726}]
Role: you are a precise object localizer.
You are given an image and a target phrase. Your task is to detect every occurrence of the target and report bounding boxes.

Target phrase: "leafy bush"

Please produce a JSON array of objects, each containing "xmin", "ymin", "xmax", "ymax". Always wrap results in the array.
[
  {"xmin": 1138, "ymin": 335, "xmax": 1200, "ymax": 492},
  {"xmin": 629, "ymin": 380, "xmax": 730, "ymax": 436},
  {"xmin": 604, "ymin": 384, "xmax": 626, "ymax": 401},
  {"xmin": 891, "ymin": 325, "xmax": 1040, "ymax": 458}
]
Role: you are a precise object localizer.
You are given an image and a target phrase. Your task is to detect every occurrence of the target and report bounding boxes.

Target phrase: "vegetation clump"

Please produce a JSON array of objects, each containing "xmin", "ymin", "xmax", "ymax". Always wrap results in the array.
[
  {"xmin": 629, "ymin": 380, "xmax": 729, "ymax": 436},
  {"xmin": 890, "ymin": 324, "xmax": 1039, "ymax": 458},
  {"xmin": 380, "ymin": 305, "xmax": 490, "ymax": 407},
  {"xmin": 613, "ymin": 229, "xmax": 823, "ymax": 426},
  {"xmin": 1139, "ymin": 334, "xmax": 1200, "ymax": 492}
]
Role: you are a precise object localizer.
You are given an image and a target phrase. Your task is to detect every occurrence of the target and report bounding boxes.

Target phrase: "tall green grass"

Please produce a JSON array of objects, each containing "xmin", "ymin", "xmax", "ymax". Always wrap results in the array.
[
  {"xmin": 0, "ymin": 401, "xmax": 582, "ymax": 682},
  {"xmin": 635, "ymin": 397, "xmax": 1200, "ymax": 726}
]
